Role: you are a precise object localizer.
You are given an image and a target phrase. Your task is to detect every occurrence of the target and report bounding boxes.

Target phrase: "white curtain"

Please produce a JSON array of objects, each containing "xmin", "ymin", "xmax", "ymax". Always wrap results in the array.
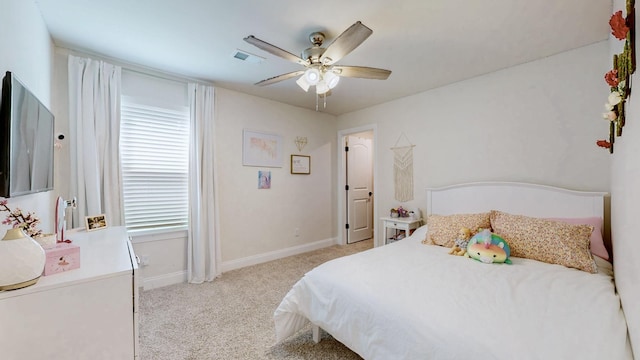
[
  {"xmin": 187, "ymin": 83, "xmax": 219, "ymax": 283},
  {"xmin": 68, "ymin": 55, "xmax": 124, "ymax": 228}
]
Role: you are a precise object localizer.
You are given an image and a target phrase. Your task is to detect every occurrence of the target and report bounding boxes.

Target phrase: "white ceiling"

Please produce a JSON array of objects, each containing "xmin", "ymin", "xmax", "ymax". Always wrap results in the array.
[{"xmin": 34, "ymin": 0, "xmax": 611, "ymax": 115}]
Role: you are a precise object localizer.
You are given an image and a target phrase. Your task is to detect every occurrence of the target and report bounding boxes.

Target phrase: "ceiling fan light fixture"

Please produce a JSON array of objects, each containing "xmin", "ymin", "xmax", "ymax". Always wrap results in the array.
[
  {"xmin": 296, "ymin": 75, "xmax": 310, "ymax": 92},
  {"xmin": 316, "ymin": 80, "xmax": 330, "ymax": 95},
  {"xmin": 304, "ymin": 68, "xmax": 321, "ymax": 85},
  {"xmin": 243, "ymin": 22, "xmax": 391, "ymax": 111},
  {"xmin": 324, "ymin": 71, "xmax": 340, "ymax": 89}
]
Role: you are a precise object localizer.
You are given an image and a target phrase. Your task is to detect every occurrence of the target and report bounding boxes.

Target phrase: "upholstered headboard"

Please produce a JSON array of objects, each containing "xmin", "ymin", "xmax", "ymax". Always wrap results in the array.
[{"xmin": 426, "ymin": 182, "xmax": 606, "ymax": 219}]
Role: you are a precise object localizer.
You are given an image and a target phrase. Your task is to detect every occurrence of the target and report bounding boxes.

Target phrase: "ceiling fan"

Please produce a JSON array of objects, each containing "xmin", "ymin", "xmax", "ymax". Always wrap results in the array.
[{"xmin": 243, "ymin": 21, "xmax": 391, "ymax": 98}]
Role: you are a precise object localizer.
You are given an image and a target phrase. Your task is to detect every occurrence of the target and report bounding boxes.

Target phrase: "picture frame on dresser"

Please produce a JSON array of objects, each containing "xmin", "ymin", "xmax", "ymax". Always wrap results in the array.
[{"xmin": 85, "ymin": 214, "xmax": 107, "ymax": 231}]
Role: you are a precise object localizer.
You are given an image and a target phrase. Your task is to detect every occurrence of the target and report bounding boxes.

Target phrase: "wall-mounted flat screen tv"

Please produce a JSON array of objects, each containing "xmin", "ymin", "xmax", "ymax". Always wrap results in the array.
[{"xmin": 0, "ymin": 71, "xmax": 54, "ymax": 198}]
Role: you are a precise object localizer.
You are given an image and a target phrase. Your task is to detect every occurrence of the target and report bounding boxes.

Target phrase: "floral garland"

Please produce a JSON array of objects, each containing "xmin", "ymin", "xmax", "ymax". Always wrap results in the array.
[{"xmin": 598, "ymin": 0, "xmax": 636, "ymax": 153}]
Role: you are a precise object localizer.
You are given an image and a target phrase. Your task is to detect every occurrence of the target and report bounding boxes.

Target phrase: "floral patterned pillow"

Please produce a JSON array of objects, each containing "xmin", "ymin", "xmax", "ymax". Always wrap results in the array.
[
  {"xmin": 490, "ymin": 210, "xmax": 597, "ymax": 273},
  {"xmin": 424, "ymin": 213, "xmax": 491, "ymax": 247}
]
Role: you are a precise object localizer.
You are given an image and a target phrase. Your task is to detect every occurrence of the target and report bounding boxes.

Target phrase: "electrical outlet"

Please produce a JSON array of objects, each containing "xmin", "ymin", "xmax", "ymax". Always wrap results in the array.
[
  {"xmin": 141, "ymin": 255, "xmax": 150, "ymax": 266},
  {"xmin": 294, "ymin": 228, "xmax": 300, "ymax": 237}
]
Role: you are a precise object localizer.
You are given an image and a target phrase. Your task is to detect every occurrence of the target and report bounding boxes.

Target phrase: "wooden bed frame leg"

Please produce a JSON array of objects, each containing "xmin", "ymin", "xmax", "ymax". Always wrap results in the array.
[{"xmin": 312, "ymin": 324, "xmax": 321, "ymax": 343}]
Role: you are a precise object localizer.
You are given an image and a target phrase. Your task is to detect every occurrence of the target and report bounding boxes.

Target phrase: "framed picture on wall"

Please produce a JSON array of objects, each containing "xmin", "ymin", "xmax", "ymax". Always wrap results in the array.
[
  {"xmin": 291, "ymin": 155, "xmax": 311, "ymax": 174},
  {"xmin": 258, "ymin": 170, "xmax": 271, "ymax": 189},
  {"xmin": 243, "ymin": 130, "xmax": 283, "ymax": 167}
]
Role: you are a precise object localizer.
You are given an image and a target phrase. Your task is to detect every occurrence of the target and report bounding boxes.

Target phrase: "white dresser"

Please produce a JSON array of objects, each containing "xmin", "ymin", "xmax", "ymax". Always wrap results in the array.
[{"xmin": 0, "ymin": 226, "xmax": 139, "ymax": 359}]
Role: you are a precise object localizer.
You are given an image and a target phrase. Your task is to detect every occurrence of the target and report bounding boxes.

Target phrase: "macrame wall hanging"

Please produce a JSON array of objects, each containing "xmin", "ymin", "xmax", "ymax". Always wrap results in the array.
[{"xmin": 391, "ymin": 133, "xmax": 415, "ymax": 202}]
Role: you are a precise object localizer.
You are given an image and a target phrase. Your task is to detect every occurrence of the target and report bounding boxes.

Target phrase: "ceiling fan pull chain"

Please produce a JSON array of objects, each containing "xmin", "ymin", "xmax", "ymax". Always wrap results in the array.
[
  {"xmin": 323, "ymin": 94, "xmax": 327, "ymax": 109},
  {"xmin": 316, "ymin": 93, "xmax": 319, "ymax": 111}
]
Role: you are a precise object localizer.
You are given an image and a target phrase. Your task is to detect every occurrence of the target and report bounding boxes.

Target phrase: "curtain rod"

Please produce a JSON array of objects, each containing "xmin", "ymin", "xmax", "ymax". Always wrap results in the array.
[{"xmin": 56, "ymin": 46, "xmax": 215, "ymax": 87}]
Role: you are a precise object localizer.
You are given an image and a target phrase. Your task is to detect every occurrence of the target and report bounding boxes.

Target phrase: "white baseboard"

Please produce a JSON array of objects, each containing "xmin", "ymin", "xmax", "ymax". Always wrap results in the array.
[
  {"xmin": 138, "ymin": 237, "xmax": 337, "ymax": 291},
  {"xmin": 221, "ymin": 237, "xmax": 337, "ymax": 273},
  {"xmin": 141, "ymin": 271, "xmax": 186, "ymax": 291}
]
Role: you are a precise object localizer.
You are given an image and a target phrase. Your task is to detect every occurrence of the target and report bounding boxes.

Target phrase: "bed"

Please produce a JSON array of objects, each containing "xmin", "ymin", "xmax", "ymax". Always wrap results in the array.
[{"xmin": 274, "ymin": 182, "xmax": 633, "ymax": 359}]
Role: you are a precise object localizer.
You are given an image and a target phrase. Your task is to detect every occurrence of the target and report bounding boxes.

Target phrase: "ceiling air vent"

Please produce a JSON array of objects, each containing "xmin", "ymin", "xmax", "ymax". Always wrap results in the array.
[{"xmin": 231, "ymin": 49, "xmax": 265, "ymax": 64}]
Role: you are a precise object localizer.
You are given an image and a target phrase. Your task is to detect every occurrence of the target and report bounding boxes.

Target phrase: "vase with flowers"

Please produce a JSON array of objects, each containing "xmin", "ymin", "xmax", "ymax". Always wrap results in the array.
[
  {"xmin": 0, "ymin": 199, "xmax": 46, "ymax": 290},
  {"xmin": 1, "ymin": 199, "xmax": 54, "ymax": 246},
  {"xmin": 1, "ymin": 199, "xmax": 43, "ymax": 237}
]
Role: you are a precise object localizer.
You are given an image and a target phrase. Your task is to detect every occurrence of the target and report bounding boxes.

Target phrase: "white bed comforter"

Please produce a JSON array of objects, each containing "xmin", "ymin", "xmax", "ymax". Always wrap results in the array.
[{"xmin": 274, "ymin": 227, "xmax": 632, "ymax": 360}]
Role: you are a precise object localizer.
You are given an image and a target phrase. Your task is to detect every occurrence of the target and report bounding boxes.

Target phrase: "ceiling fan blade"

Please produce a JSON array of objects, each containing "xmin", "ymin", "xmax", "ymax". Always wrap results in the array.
[
  {"xmin": 332, "ymin": 66, "xmax": 391, "ymax": 80},
  {"xmin": 319, "ymin": 21, "xmax": 373, "ymax": 65},
  {"xmin": 255, "ymin": 70, "xmax": 305, "ymax": 86},
  {"xmin": 244, "ymin": 35, "xmax": 308, "ymax": 66}
]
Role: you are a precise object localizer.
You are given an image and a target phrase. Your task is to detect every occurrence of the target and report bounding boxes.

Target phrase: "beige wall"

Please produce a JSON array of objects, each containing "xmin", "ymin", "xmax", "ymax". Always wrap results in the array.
[
  {"xmin": 0, "ymin": 0, "xmax": 55, "ymax": 235},
  {"xmin": 215, "ymin": 88, "xmax": 337, "ymax": 264},
  {"xmin": 132, "ymin": 87, "xmax": 339, "ymax": 288},
  {"xmin": 610, "ymin": 0, "xmax": 640, "ymax": 353},
  {"xmin": 338, "ymin": 42, "xmax": 611, "ymax": 241}
]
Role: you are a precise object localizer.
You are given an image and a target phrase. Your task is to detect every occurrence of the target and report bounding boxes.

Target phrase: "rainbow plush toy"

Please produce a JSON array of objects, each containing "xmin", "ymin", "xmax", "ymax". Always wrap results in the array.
[{"xmin": 466, "ymin": 229, "xmax": 512, "ymax": 265}]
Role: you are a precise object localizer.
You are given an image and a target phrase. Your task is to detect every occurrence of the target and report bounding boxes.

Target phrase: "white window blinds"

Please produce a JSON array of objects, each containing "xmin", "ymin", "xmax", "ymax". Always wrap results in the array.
[{"xmin": 120, "ymin": 95, "xmax": 190, "ymax": 231}]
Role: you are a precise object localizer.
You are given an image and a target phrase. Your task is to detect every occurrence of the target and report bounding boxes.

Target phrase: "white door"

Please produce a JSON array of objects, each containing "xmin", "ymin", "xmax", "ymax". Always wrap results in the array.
[{"xmin": 346, "ymin": 135, "xmax": 373, "ymax": 243}]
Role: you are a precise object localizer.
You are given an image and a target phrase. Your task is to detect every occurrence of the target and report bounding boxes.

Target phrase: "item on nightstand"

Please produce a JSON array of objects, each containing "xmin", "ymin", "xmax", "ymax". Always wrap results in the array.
[
  {"xmin": 466, "ymin": 229, "xmax": 512, "ymax": 265},
  {"xmin": 0, "ymin": 227, "xmax": 46, "ymax": 290},
  {"xmin": 448, "ymin": 227, "xmax": 472, "ymax": 256},
  {"xmin": 391, "ymin": 206, "xmax": 411, "ymax": 218},
  {"xmin": 43, "ymin": 242, "xmax": 80, "ymax": 275}
]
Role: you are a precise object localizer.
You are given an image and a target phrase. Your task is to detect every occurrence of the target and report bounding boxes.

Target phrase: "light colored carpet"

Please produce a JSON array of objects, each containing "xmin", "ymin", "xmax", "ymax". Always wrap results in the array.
[{"xmin": 139, "ymin": 239, "xmax": 373, "ymax": 359}]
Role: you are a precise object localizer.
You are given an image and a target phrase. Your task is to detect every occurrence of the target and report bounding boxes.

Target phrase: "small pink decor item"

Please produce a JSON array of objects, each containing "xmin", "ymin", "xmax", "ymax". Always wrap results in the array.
[{"xmin": 43, "ymin": 243, "xmax": 80, "ymax": 276}]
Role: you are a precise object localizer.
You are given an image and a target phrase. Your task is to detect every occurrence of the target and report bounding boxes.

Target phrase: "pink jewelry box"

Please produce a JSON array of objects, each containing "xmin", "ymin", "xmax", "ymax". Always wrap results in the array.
[{"xmin": 42, "ymin": 242, "xmax": 80, "ymax": 276}]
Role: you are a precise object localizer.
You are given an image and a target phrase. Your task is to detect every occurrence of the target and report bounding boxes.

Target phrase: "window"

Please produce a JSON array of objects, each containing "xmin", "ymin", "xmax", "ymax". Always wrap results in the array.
[{"xmin": 120, "ymin": 72, "xmax": 189, "ymax": 232}]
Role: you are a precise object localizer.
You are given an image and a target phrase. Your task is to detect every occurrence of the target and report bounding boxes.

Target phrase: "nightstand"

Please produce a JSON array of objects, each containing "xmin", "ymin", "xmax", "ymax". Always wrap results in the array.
[{"xmin": 381, "ymin": 217, "xmax": 422, "ymax": 244}]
